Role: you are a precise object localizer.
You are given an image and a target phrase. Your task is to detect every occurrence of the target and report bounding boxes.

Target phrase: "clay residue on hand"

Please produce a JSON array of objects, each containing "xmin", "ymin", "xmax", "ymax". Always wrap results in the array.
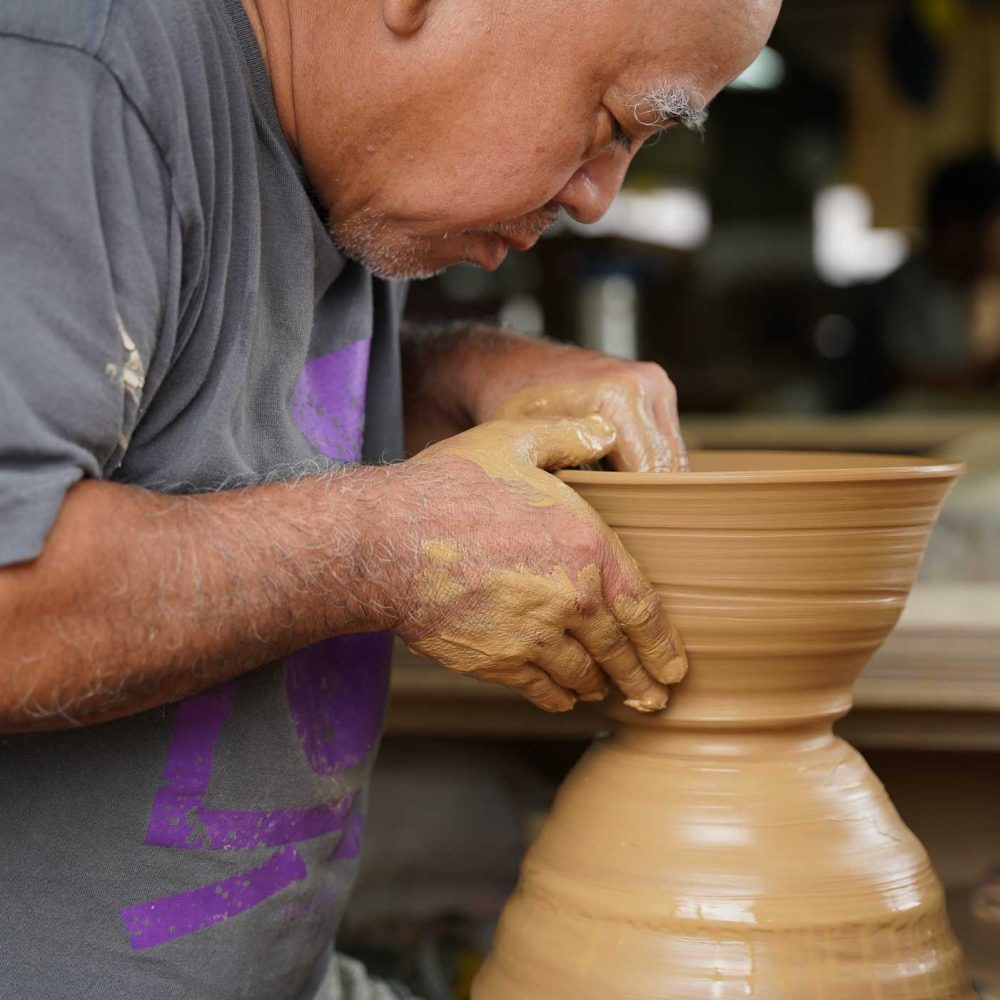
[
  {"xmin": 401, "ymin": 419, "xmax": 685, "ymax": 713},
  {"xmin": 613, "ymin": 593, "xmax": 687, "ymax": 685},
  {"xmin": 411, "ymin": 414, "xmax": 617, "ymax": 508},
  {"xmin": 409, "ymin": 539, "xmax": 670, "ymax": 712},
  {"xmin": 494, "ymin": 379, "xmax": 687, "ymax": 473}
]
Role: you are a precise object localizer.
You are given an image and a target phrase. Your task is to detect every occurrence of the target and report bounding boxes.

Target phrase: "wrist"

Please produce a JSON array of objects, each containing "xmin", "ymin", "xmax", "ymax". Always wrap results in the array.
[
  {"xmin": 291, "ymin": 465, "xmax": 413, "ymax": 636},
  {"xmin": 343, "ymin": 459, "xmax": 432, "ymax": 635}
]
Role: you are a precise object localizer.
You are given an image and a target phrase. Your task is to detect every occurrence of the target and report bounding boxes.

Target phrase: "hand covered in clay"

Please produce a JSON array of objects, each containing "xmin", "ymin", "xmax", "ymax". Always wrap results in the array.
[
  {"xmin": 473, "ymin": 334, "xmax": 688, "ymax": 472},
  {"xmin": 394, "ymin": 417, "xmax": 687, "ymax": 712}
]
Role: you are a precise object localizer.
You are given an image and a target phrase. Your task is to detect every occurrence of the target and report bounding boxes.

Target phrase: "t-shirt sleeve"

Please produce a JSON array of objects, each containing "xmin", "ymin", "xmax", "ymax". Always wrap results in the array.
[{"xmin": 0, "ymin": 35, "xmax": 173, "ymax": 566}]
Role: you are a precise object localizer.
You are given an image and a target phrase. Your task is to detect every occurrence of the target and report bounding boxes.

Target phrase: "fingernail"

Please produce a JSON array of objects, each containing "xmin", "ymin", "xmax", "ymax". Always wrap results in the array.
[
  {"xmin": 624, "ymin": 690, "xmax": 668, "ymax": 713},
  {"xmin": 580, "ymin": 688, "xmax": 610, "ymax": 703},
  {"xmin": 580, "ymin": 413, "xmax": 615, "ymax": 444},
  {"xmin": 662, "ymin": 654, "xmax": 688, "ymax": 683},
  {"xmin": 583, "ymin": 413, "xmax": 614, "ymax": 432}
]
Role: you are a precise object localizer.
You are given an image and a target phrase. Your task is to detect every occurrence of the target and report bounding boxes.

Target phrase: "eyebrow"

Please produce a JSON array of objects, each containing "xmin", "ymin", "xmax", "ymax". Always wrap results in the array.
[{"xmin": 629, "ymin": 81, "xmax": 709, "ymax": 134}]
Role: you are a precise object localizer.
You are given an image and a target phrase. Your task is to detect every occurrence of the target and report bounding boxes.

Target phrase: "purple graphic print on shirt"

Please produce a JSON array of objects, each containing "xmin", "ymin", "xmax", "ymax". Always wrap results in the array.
[
  {"xmin": 291, "ymin": 338, "xmax": 372, "ymax": 463},
  {"xmin": 285, "ymin": 634, "xmax": 395, "ymax": 775},
  {"xmin": 122, "ymin": 338, "xmax": 391, "ymax": 949}
]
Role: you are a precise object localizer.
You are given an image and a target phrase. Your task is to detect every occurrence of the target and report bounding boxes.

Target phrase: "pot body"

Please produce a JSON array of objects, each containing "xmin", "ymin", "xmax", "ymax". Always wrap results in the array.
[{"xmin": 474, "ymin": 453, "xmax": 972, "ymax": 999}]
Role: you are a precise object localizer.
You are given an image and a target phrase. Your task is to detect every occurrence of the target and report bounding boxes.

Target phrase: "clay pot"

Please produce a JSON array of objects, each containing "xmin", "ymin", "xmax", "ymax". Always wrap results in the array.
[{"xmin": 474, "ymin": 451, "xmax": 973, "ymax": 1000}]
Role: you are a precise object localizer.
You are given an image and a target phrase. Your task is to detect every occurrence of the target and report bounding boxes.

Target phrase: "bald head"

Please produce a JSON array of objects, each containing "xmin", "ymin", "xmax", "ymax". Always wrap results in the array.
[{"xmin": 245, "ymin": 0, "xmax": 781, "ymax": 277}]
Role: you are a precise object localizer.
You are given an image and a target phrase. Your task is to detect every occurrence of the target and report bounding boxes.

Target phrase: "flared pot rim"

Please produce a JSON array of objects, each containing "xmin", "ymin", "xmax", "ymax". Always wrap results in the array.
[{"xmin": 559, "ymin": 450, "xmax": 965, "ymax": 486}]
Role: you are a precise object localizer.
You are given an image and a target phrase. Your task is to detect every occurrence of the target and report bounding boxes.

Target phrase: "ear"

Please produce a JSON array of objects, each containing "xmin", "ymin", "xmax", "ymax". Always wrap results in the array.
[{"xmin": 382, "ymin": 0, "xmax": 432, "ymax": 36}]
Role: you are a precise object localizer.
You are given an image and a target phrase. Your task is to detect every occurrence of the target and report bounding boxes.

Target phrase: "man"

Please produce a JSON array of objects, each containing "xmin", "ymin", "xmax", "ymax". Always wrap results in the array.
[{"xmin": 0, "ymin": 0, "xmax": 779, "ymax": 996}]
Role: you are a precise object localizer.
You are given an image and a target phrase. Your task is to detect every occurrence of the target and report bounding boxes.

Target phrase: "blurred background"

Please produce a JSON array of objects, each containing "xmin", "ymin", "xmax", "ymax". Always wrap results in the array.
[
  {"xmin": 406, "ymin": 0, "xmax": 1000, "ymax": 421},
  {"xmin": 342, "ymin": 2, "xmax": 1000, "ymax": 996}
]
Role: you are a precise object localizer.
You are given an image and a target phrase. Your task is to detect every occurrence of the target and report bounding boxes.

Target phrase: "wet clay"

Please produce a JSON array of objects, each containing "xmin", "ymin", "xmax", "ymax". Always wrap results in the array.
[
  {"xmin": 410, "ymin": 414, "xmax": 617, "ymax": 505},
  {"xmin": 474, "ymin": 451, "xmax": 974, "ymax": 1000},
  {"xmin": 494, "ymin": 378, "xmax": 688, "ymax": 473}
]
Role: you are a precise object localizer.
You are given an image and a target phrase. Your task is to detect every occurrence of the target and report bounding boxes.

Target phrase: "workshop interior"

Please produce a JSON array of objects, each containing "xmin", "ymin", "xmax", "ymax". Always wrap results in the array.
[{"xmin": 2, "ymin": 0, "xmax": 999, "ymax": 997}]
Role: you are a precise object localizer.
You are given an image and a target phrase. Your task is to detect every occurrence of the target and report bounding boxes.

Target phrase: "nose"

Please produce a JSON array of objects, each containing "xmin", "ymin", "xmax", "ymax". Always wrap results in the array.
[{"xmin": 554, "ymin": 151, "xmax": 631, "ymax": 225}]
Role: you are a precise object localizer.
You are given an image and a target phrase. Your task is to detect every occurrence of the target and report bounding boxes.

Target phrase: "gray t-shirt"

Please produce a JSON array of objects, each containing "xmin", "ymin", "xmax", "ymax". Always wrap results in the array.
[{"xmin": 0, "ymin": 0, "xmax": 409, "ymax": 996}]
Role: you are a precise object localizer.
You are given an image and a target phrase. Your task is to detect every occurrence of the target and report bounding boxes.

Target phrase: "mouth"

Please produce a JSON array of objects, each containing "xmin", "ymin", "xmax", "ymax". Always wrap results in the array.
[
  {"xmin": 463, "ymin": 204, "xmax": 558, "ymax": 267},
  {"xmin": 502, "ymin": 233, "xmax": 542, "ymax": 252},
  {"xmin": 474, "ymin": 229, "xmax": 545, "ymax": 269},
  {"xmin": 473, "ymin": 233, "xmax": 510, "ymax": 271},
  {"xmin": 460, "ymin": 206, "xmax": 559, "ymax": 270}
]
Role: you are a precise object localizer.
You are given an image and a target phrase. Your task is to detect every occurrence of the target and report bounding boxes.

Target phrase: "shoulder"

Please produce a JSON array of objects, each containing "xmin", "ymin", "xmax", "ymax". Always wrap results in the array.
[
  {"xmin": 0, "ymin": 0, "xmax": 116, "ymax": 58},
  {"xmin": 0, "ymin": 0, "xmax": 195, "ymax": 136},
  {"xmin": 0, "ymin": 0, "xmax": 226, "ymax": 120},
  {"xmin": 2, "ymin": 0, "xmax": 241, "ymax": 203},
  {"xmin": 0, "ymin": 0, "xmax": 209, "ymax": 59}
]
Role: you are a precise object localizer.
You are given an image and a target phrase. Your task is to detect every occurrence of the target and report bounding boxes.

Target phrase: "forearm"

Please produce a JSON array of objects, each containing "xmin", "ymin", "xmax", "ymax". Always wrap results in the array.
[
  {"xmin": 400, "ymin": 322, "xmax": 543, "ymax": 455},
  {"xmin": 0, "ymin": 468, "xmax": 414, "ymax": 732},
  {"xmin": 400, "ymin": 322, "xmax": 686, "ymax": 470}
]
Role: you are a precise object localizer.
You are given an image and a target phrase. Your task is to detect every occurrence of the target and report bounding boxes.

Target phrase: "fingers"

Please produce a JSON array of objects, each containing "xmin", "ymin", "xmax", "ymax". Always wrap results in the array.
[
  {"xmin": 533, "ymin": 635, "xmax": 609, "ymax": 702},
  {"xmin": 493, "ymin": 371, "xmax": 686, "ymax": 472},
  {"xmin": 602, "ymin": 392, "xmax": 671, "ymax": 473},
  {"xmin": 606, "ymin": 539, "xmax": 688, "ymax": 684},
  {"xmin": 482, "ymin": 663, "xmax": 577, "ymax": 713},
  {"xmin": 613, "ymin": 590, "xmax": 687, "ymax": 684},
  {"xmin": 649, "ymin": 380, "xmax": 689, "ymax": 472},
  {"xmin": 525, "ymin": 415, "xmax": 616, "ymax": 471},
  {"xmin": 571, "ymin": 607, "xmax": 669, "ymax": 712},
  {"xmin": 578, "ymin": 372, "xmax": 685, "ymax": 473}
]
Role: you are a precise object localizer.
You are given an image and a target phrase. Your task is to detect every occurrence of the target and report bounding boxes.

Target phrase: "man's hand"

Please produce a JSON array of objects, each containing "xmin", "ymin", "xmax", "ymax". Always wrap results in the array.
[
  {"xmin": 393, "ymin": 416, "xmax": 687, "ymax": 712},
  {"xmin": 401, "ymin": 325, "xmax": 688, "ymax": 471}
]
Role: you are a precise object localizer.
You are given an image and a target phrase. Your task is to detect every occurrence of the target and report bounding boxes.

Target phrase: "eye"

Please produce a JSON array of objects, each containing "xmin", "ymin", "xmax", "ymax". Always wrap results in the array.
[{"xmin": 609, "ymin": 113, "xmax": 634, "ymax": 151}]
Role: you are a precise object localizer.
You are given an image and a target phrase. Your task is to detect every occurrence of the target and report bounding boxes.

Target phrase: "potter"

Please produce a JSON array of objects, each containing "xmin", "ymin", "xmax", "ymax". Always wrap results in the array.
[
  {"xmin": 0, "ymin": 0, "xmax": 782, "ymax": 994},
  {"xmin": 474, "ymin": 453, "xmax": 974, "ymax": 1000}
]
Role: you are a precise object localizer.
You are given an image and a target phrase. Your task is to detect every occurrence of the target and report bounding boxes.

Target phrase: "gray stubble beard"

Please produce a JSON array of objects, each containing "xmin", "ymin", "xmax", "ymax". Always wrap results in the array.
[{"xmin": 329, "ymin": 202, "xmax": 561, "ymax": 281}]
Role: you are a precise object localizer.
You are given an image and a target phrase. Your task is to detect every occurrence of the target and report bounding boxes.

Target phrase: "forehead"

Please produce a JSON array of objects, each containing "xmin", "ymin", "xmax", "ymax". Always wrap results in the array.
[{"xmin": 593, "ymin": 0, "xmax": 778, "ymax": 106}]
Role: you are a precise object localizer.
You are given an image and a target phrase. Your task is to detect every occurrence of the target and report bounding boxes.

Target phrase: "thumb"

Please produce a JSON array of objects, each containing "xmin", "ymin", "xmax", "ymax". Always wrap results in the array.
[{"xmin": 525, "ymin": 415, "xmax": 617, "ymax": 470}]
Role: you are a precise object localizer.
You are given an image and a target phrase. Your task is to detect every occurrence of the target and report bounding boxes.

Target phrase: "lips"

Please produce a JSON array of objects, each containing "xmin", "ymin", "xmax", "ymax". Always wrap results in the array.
[
  {"xmin": 476, "ymin": 233, "xmax": 510, "ymax": 270},
  {"xmin": 502, "ymin": 233, "xmax": 542, "ymax": 252}
]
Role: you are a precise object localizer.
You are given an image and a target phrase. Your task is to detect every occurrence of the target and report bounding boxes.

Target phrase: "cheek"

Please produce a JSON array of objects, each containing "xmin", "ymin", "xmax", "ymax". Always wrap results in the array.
[
  {"xmin": 431, "ymin": 122, "xmax": 582, "ymax": 221},
  {"xmin": 381, "ymin": 66, "xmax": 592, "ymax": 226}
]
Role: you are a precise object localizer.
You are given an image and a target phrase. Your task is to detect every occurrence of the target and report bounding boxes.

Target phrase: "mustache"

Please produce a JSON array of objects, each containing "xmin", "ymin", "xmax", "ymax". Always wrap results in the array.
[{"xmin": 470, "ymin": 202, "xmax": 561, "ymax": 241}]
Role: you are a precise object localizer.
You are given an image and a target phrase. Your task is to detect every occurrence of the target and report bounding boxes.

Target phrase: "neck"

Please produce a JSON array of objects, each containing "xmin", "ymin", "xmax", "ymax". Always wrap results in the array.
[{"xmin": 240, "ymin": 0, "xmax": 300, "ymax": 155}]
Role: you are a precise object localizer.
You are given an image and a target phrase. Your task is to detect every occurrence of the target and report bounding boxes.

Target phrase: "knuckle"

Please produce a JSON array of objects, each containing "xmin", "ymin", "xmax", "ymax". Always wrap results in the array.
[
  {"xmin": 618, "ymin": 591, "xmax": 662, "ymax": 629},
  {"xmin": 552, "ymin": 589, "xmax": 579, "ymax": 618},
  {"xmin": 565, "ymin": 529, "xmax": 599, "ymax": 563},
  {"xmin": 639, "ymin": 361, "xmax": 669, "ymax": 384},
  {"xmin": 563, "ymin": 656, "xmax": 596, "ymax": 685},
  {"xmin": 593, "ymin": 629, "xmax": 631, "ymax": 661},
  {"xmin": 616, "ymin": 658, "xmax": 648, "ymax": 683},
  {"xmin": 524, "ymin": 674, "xmax": 555, "ymax": 698},
  {"xmin": 573, "ymin": 591, "xmax": 601, "ymax": 619}
]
